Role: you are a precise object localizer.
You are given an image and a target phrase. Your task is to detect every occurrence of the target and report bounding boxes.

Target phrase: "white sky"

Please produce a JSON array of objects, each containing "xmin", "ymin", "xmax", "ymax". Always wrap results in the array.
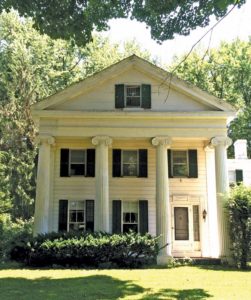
[{"xmin": 101, "ymin": 1, "xmax": 251, "ymax": 65}]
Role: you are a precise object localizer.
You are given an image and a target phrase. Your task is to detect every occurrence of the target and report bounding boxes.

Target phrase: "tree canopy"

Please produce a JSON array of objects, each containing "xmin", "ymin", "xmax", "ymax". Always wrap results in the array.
[
  {"xmin": 0, "ymin": 10, "xmax": 154, "ymax": 219},
  {"xmin": 0, "ymin": 0, "xmax": 246, "ymax": 46},
  {"xmin": 171, "ymin": 38, "xmax": 251, "ymax": 157}
]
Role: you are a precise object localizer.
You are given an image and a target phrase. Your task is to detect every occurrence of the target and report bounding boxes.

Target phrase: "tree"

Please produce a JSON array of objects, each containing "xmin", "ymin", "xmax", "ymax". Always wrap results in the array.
[
  {"xmin": 227, "ymin": 184, "xmax": 251, "ymax": 269},
  {"xmin": 0, "ymin": 10, "xmax": 154, "ymax": 220},
  {"xmin": 0, "ymin": 0, "xmax": 246, "ymax": 46},
  {"xmin": 171, "ymin": 39, "xmax": 251, "ymax": 157}
]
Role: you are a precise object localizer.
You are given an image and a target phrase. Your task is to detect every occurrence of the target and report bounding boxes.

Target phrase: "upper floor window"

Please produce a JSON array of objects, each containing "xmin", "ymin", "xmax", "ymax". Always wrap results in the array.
[
  {"xmin": 172, "ymin": 150, "xmax": 188, "ymax": 177},
  {"xmin": 60, "ymin": 148, "xmax": 95, "ymax": 177},
  {"xmin": 115, "ymin": 84, "xmax": 151, "ymax": 109},
  {"xmin": 126, "ymin": 85, "xmax": 141, "ymax": 107},
  {"xmin": 168, "ymin": 149, "xmax": 198, "ymax": 178},
  {"xmin": 113, "ymin": 149, "xmax": 147, "ymax": 177},
  {"xmin": 69, "ymin": 150, "xmax": 86, "ymax": 176},
  {"xmin": 122, "ymin": 150, "xmax": 138, "ymax": 176}
]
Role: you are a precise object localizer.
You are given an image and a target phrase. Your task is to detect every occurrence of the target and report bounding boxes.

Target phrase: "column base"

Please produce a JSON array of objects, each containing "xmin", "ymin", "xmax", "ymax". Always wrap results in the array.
[{"xmin": 157, "ymin": 254, "xmax": 173, "ymax": 266}]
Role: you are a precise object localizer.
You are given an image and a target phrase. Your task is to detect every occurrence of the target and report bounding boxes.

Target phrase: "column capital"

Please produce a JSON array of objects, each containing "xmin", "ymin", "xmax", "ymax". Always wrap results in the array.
[
  {"xmin": 92, "ymin": 135, "xmax": 113, "ymax": 147},
  {"xmin": 152, "ymin": 136, "xmax": 172, "ymax": 147},
  {"xmin": 210, "ymin": 136, "xmax": 232, "ymax": 148},
  {"xmin": 35, "ymin": 135, "xmax": 55, "ymax": 146}
]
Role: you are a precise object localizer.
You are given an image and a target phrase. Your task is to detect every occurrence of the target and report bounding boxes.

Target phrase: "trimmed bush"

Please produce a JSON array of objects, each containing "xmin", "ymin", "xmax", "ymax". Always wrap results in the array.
[
  {"xmin": 10, "ymin": 231, "xmax": 159, "ymax": 268},
  {"xmin": 227, "ymin": 184, "xmax": 251, "ymax": 269}
]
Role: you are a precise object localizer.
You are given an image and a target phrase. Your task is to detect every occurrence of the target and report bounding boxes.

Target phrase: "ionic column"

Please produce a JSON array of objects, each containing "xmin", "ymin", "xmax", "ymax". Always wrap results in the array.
[
  {"xmin": 152, "ymin": 136, "xmax": 172, "ymax": 264},
  {"xmin": 204, "ymin": 145, "xmax": 219, "ymax": 258},
  {"xmin": 34, "ymin": 135, "xmax": 55, "ymax": 235},
  {"xmin": 92, "ymin": 136, "xmax": 112, "ymax": 232},
  {"xmin": 210, "ymin": 136, "xmax": 232, "ymax": 259}
]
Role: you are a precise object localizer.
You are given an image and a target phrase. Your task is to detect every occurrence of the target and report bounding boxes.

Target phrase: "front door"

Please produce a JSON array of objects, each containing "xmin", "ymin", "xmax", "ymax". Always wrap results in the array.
[{"xmin": 172, "ymin": 205, "xmax": 200, "ymax": 254}]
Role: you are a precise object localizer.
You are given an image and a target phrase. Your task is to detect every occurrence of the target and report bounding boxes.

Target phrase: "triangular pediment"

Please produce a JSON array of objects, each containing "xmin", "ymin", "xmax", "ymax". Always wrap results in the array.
[{"xmin": 32, "ymin": 55, "xmax": 235, "ymax": 113}]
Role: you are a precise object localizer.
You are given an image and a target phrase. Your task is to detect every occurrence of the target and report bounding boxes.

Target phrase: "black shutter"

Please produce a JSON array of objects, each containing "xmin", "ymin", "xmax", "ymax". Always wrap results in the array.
[
  {"xmin": 112, "ymin": 200, "xmax": 122, "ymax": 233},
  {"xmin": 141, "ymin": 84, "xmax": 151, "ymax": 109},
  {"xmin": 86, "ymin": 149, "xmax": 95, "ymax": 177},
  {"xmin": 58, "ymin": 200, "xmax": 68, "ymax": 231},
  {"xmin": 168, "ymin": 149, "xmax": 173, "ymax": 178},
  {"xmin": 60, "ymin": 149, "xmax": 69, "ymax": 177},
  {"xmin": 235, "ymin": 169, "xmax": 243, "ymax": 184},
  {"xmin": 139, "ymin": 200, "xmax": 148, "ymax": 234},
  {"xmin": 86, "ymin": 200, "xmax": 94, "ymax": 232},
  {"xmin": 188, "ymin": 150, "xmax": 198, "ymax": 178},
  {"xmin": 115, "ymin": 84, "xmax": 125, "ymax": 108},
  {"xmin": 113, "ymin": 149, "xmax": 121, "ymax": 177},
  {"xmin": 138, "ymin": 149, "xmax": 148, "ymax": 177}
]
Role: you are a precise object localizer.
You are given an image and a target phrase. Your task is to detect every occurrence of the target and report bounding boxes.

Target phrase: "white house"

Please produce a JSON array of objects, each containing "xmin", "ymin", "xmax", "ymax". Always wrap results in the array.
[
  {"xmin": 31, "ymin": 55, "xmax": 236, "ymax": 264},
  {"xmin": 228, "ymin": 140, "xmax": 251, "ymax": 186}
]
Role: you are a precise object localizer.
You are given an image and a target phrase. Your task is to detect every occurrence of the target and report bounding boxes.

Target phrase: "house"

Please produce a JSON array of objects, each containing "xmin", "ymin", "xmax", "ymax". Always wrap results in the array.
[
  {"xmin": 31, "ymin": 55, "xmax": 236, "ymax": 264},
  {"xmin": 228, "ymin": 139, "xmax": 251, "ymax": 186}
]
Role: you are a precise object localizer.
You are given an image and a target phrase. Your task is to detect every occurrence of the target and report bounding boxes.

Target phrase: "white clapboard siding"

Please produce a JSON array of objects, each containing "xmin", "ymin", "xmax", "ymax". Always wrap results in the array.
[
  {"xmin": 51, "ymin": 139, "xmax": 207, "ymax": 235},
  {"xmin": 54, "ymin": 68, "xmax": 210, "ymax": 112}
]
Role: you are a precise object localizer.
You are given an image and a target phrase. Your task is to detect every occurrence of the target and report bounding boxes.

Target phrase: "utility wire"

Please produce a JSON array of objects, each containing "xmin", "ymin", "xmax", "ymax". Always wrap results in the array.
[{"xmin": 160, "ymin": 3, "xmax": 239, "ymax": 102}]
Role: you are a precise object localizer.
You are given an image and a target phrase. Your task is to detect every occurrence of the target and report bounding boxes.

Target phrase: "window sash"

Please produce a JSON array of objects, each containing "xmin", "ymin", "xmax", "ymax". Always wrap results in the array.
[
  {"xmin": 68, "ymin": 200, "xmax": 85, "ymax": 231},
  {"xmin": 125, "ymin": 85, "xmax": 141, "ymax": 107},
  {"xmin": 122, "ymin": 150, "xmax": 138, "ymax": 176},
  {"xmin": 69, "ymin": 149, "xmax": 86, "ymax": 176},
  {"xmin": 172, "ymin": 150, "xmax": 189, "ymax": 177},
  {"xmin": 122, "ymin": 201, "xmax": 138, "ymax": 233}
]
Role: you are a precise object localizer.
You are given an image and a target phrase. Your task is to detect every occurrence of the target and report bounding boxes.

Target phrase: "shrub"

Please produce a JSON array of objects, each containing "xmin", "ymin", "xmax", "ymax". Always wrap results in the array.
[
  {"xmin": 10, "ymin": 231, "xmax": 159, "ymax": 268},
  {"xmin": 227, "ymin": 184, "xmax": 251, "ymax": 269},
  {"xmin": 0, "ymin": 214, "xmax": 33, "ymax": 261}
]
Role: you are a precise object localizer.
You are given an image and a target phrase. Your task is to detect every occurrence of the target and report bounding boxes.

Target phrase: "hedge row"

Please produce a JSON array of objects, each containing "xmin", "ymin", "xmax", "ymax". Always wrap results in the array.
[{"xmin": 10, "ymin": 231, "xmax": 159, "ymax": 268}]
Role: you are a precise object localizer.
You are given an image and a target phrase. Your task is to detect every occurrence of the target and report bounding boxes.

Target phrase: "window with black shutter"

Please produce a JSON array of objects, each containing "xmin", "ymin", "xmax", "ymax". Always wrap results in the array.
[
  {"xmin": 113, "ymin": 149, "xmax": 148, "ymax": 177},
  {"xmin": 115, "ymin": 84, "xmax": 151, "ymax": 109},
  {"xmin": 169, "ymin": 149, "xmax": 198, "ymax": 178},
  {"xmin": 60, "ymin": 149, "xmax": 95, "ymax": 177}
]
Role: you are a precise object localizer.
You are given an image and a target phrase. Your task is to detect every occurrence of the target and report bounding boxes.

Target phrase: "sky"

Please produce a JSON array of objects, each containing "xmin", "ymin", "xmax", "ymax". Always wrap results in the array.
[{"xmin": 101, "ymin": 1, "xmax": 251, "ymax": 65}]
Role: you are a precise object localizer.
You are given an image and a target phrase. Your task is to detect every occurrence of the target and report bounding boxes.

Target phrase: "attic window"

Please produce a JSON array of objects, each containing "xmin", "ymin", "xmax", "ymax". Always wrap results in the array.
[{"xmin": 126, "ymin": 85, "xmax": 141, "ymax": 107}]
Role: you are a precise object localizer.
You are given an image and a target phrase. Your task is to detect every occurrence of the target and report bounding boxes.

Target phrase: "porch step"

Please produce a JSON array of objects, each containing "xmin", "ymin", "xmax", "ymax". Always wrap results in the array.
[{"xmin": 174, "ymin": 257, "xmax": 221, "ymax": 265}]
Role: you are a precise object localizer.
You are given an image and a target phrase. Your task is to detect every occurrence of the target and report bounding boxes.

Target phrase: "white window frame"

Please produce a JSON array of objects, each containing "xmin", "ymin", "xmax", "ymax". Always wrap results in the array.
[
  {"xmin": 121, "ymin": 150, "xmax": 139, "ymax": 177},
  {"xmin": 125, "ymin": 85, "xmax": 141, "ymax": 108},
  {"xmin": 122, "ymin": 201, "xmax": 139, "ymax": 233},
  {"xmin": 69, "ymin": 149, "xmax": 86, "ymax": 176},
  {"xmin": 171, "ymin": 150, "xmax": 189, "ymax": 177},
  {"xmin": 68, "ymin": 200, "xmax": 86, "ymax": 232}
]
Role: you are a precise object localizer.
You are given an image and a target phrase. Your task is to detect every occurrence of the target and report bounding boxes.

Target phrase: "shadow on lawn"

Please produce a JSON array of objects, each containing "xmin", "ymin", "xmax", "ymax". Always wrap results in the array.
[
  {"xmin": 0, "ymin": 275, "xmax": 145, "ymax": 300},
  {"xmin": 141, "ymin": 288, "xmax": 212, "ymax": 299},
  {"xmin": 194, "ymin": 265, "xmax": 251, "ymax": 272}
]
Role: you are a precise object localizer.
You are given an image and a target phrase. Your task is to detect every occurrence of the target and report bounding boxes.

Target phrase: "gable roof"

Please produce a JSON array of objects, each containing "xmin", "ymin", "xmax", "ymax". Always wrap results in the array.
[{"xmin": 31, "ymin": 55, "xmax": 235, "ymax": 112}]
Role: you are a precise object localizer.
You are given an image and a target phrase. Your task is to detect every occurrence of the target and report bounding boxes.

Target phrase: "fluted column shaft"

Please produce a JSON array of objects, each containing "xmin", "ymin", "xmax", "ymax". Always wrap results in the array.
[
  {"xmin": 152, "ymin": 136, "xmax": 172, "ymax": 263},
  {"xmin": 211, "ymin": 136, "xmax": 232, "ymax": 259},
  {"xmin": 92, "ymin": 136, "xmax": 112, "ymax": 232},
  {"xmin": 34, "ymin": 135, "xmax": 55, "ymax": 235}
]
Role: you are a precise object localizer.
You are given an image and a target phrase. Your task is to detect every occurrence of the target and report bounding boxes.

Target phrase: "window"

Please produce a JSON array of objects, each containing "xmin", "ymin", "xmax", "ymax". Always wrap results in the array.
[
  {"xmin": 172, "ymin": 151, "xmax": 188, "ymax": 177},
  {"xmin": 122, "ymin": 150, "xmax": 138, "ymax": 176},
  {"xmin": 60, "ymin": 149, "xmax": 95, "ymax": 177},
  {"xmin": 68, "ymin": 201, "xmax": 85, "ymax": 231},
  {"xmin": 115, "ymin": 84, "xmax": 151, "ymax": 109},
  {"xmin": 59, "ymin": 199, "xmax": 94, "ymax": 232},
  {"xmin": 126, "ymin": 85, "xmax": 141, "ymax": 107},
  {"xmin": 113, "ymin": 149, "xmax": 147, "ymax": 177},
  {"xmin": 123, "ymin": 202, "xmax": 138, "ymax": 233},
  {"xmin": 193, "ymin": 205, "xmax": 200, "ymax": 241},
  {"xmin": 69, "ymin": 150, "xmax": 85, "ymax": 176}
]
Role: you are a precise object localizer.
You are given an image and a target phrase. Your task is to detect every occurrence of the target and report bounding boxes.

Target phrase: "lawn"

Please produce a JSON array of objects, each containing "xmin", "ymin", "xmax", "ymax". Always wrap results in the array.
[{"xmin": 0, "ymin": 263, "xmax": 250, "ymax": 299}]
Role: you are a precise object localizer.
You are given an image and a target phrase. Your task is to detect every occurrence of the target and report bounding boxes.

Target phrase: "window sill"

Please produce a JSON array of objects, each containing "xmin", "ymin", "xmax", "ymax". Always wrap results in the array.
[{"xmin": 123, "ymin": 107, "xmax": 145, "ymax": 111}]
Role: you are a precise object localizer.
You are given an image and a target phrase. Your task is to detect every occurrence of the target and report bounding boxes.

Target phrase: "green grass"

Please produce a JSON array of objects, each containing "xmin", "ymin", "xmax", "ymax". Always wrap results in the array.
[{"xmin": 0, "ymin": 264, "xmax": 250, "ymax": 299}]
